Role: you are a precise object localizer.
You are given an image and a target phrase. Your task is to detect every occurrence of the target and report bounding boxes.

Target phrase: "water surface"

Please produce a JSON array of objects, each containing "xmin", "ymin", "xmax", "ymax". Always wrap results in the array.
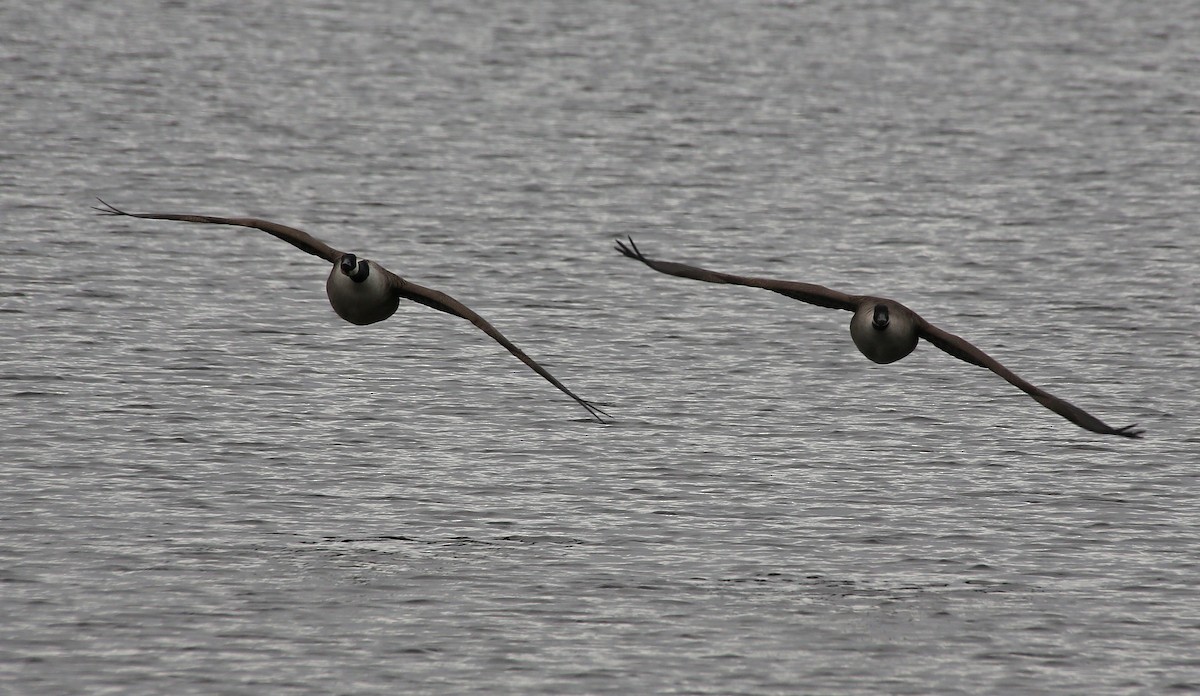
[{"xmin": 2, "ymin": 1, "xmax": 1198, "ymax": 693}]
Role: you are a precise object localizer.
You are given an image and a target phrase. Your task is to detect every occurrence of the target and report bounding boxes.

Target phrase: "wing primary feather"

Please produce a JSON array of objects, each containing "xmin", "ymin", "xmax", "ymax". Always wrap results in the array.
[
  {"xmin": 917, "ymin": 320, "xmax": 1142, "ymax": 438},
  {"xmin": 616, "ymin": 236, "xmax": 858, "ymax": 311},
  {"xmin": 387, "ymin": 272, "xmax": 611, "ymax": 423},
  {"xmin": 94, "ymin": 198, "xmax": 344, "ymax": 262}
]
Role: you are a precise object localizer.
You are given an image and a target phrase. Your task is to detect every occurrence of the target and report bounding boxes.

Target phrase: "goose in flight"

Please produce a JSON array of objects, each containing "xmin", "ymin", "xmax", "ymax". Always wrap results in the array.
[
  {"xmin": 616, "ymin": 237, "xmax": 1141, "ymax": 438},
  {"xmin": 93, "ymin": 199, "xmax": 609, "ymax": 422}
]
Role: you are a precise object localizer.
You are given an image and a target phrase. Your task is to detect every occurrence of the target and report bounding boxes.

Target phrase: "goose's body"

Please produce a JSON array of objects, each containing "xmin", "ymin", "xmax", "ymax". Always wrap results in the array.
[
  {"xmin": 616, "ymin": 237, "xmax": 1141, "ymax": 438},
  {"xmin": 325, "ymin": 257, "xmax": 400, "ymax": 325},
  {"xmin": 850, "ymin": 300, "xmax": 919, "ymax": 365},
  {"xmin": 94, "ymin": 199, "xmax": 609, "ymax": 422}
]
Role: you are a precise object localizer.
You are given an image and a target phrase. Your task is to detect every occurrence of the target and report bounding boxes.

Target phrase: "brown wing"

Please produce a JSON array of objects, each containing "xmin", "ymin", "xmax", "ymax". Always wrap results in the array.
[
  {"xmin": 916, "ymin": 318, "xmax": 1142, "ymax": 438},
  {"xmin": 94, "ymin": 199, "xmax": 344, "ymax": 263},
  {"xmin": 615, "ymin": 237, "xmax": 859, "ymax": 311},
  {"xmin": 383, "ymin": 269, "xmax": 610, "ymax": 423}
]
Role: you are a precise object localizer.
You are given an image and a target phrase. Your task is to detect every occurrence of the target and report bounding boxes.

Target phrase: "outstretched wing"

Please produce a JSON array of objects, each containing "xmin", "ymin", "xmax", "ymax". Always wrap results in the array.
[
  {"xmin": 383, "ymin": 269, "xmax": 610, "ymax": 423},
  {"xmin": 615, "ymin": 236, "xmax": 859, "ymax": 311},
  {"xmin": 916, "ymin": 318, "xmax": 1142, "ymax": 438},
  {"xmin": 94, "ymin": 198, "xmax": 344, "ymax": 263}
]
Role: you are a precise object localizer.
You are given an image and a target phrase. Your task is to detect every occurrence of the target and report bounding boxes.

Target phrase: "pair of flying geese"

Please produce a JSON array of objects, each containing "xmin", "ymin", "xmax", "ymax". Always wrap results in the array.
[{"xmin": 94, "ymin": 200, "xmax": 1142, "ymax": 439}]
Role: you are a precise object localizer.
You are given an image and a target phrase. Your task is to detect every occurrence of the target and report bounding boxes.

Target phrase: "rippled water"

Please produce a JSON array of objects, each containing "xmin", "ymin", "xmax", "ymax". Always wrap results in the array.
[{"xmin": 2, "ymin": 1, "xmax": 1199, "ymax": 693}]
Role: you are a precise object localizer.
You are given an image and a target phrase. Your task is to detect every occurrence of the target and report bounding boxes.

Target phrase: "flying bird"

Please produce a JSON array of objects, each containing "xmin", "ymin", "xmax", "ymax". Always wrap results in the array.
[
  {"xmin": 93, "ymin": 199, "xmax": 609, "ymax": 422},
  {"xmin": 615, "ymin": 237, "xmax": 1141, "ymax": 438}
]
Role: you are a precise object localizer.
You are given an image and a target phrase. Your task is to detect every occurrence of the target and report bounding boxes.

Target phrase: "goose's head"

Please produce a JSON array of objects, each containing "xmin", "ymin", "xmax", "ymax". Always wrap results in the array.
[
  {"xmin": 871, "ymin": 304, "xmax": 890, "ymax": 331},
  {"xmin": 338, "ymin": 253, "xmax": 370, "ymax": 283}
]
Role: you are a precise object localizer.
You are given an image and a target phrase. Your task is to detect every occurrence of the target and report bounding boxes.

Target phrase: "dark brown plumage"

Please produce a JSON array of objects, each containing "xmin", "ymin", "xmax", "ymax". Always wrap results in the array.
[
  {"xmin": 93, "ymin": 199, "xmax": 609, "ymax": 422},
  {"xmin": 616, "ymin": 237, "xmax": 1141, "ymax": 438}
]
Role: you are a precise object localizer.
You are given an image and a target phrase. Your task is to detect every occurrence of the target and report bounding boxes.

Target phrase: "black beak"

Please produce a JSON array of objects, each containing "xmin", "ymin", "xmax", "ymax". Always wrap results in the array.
[
  {"xmin": 872, "ymin": 304, "xmax": 890, "ymax": 330},
  {"xmin": 339, "ymin": 253, "xmax": 358, "ymax": 275}
]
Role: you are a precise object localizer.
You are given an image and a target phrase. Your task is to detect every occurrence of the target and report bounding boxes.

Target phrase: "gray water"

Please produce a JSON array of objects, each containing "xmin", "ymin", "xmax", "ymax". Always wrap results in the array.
[{"xmin": 2, "ymin": 1, "xmax": 1199, "ymax": 693}]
